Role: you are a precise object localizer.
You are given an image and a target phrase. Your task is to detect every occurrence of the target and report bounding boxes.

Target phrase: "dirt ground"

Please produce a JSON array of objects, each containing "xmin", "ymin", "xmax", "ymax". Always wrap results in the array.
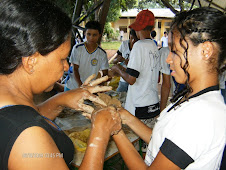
[{"xmin": 105, "ymin": 49, "xmax": 117, "ymax": 60}]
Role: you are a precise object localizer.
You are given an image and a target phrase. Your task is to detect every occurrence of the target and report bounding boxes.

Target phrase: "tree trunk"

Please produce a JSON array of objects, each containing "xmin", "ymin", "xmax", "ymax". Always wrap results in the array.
[{"xmin": 98, "ymin": 0, "xmax": 111, "ymax": 44}]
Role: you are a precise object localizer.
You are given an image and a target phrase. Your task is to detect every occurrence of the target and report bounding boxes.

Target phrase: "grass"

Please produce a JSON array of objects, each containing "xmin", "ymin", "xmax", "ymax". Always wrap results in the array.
[{"xmin": 101, "ymin": 41, "xmax": 121, "ymax": 50}]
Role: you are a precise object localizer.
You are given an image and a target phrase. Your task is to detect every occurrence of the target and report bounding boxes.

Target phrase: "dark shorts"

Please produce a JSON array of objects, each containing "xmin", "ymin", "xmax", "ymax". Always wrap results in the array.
[{"xmin": 135, "ymin": 103, "xmax": 160, "ymax": 119}]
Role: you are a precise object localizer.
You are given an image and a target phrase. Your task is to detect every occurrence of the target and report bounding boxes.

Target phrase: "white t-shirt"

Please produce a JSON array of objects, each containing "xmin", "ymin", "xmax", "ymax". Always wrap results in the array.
[
  {"xmin": 161, "ymin": 36, "xmax": 168, "ymax": 47},
  {"xmin": 219, "ymin": 71, "xmax": 226, "ymax": 89},
  {"xmin": 145, "ymin": 87, "xmax": 226, "ymax": 169},
  {"xmin": 66, "ymin": 43, "xmax": 109, "ymax": 89},
  {"xmin": 120, "ymin": 30, "xmax": 124, "ymax": 36},
  {"xmin": 117, "ymin": 40, "xmax": 131, "ymax": 82},
  {"xmin": 159, "ymin": 47, "xmax": 170, "ymax": 75},
  {"xmin": 125, "ymin": 39, "xmax": 160, "ymax": 115}
]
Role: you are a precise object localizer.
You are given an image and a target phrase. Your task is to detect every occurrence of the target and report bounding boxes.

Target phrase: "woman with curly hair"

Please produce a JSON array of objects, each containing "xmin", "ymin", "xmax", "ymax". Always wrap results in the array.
[{"xmin": 110, "ymin": 7, "xmax": 226, "ymax": 169}]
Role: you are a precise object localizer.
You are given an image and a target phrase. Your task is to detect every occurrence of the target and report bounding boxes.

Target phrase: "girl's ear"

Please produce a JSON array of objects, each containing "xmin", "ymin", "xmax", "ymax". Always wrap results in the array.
[
  {"xmin": 21, "ymin": 52, "xmax": 39, "ymax": 74},
  {"xmin": 202, "ymin": 41, "xmax": 214, "ymax": 60}
]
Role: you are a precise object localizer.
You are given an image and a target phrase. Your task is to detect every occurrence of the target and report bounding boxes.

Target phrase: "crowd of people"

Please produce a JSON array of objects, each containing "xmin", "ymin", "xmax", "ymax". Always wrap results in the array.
[{"xmin": 0, "ymin": 0, "xmax": 225, "ymax": 169}]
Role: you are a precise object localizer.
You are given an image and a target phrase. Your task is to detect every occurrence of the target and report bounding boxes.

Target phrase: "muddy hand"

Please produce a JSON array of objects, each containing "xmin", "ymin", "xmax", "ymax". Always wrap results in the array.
[
  {"xmin": 117, "ymin": 108, "xmax": 132, "ymax": 125},
  {"xmin": 78, "ymin": 74, "xmax": 112, "ymax": 116},
  {"xmin": 82, "ymin": 74, "xmax": 112, "ymax": 93},
  {"xmin": 91, "ymin": 106, "xmax": 122, "ymax": 135}
]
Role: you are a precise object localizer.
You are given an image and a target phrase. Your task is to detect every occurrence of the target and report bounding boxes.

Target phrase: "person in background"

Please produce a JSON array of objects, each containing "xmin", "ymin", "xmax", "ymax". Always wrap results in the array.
[
  {"xmin": 111, "ymin": 9, "xmax": 160, "ymax": 132},
  {"xmin": 82, "ymin": 31, "xmax": 87, "ymax": 42},
  {"xmin": 151, "ymin": 30, "xmax": 158, "ymax": 46},
  {"xmin": 74, "ymin": 35, "xmax": 82, "ymax": 45},
  {"xmin": 159, "ymin": 47, "xmax": 185, "ymax": 110},
  {"xmin": 0, "ymin": 0, "xmax": 119, "ymax": 169},
  {"xmin": 65, "ymin": 21, "xmax": 109, "ymax": 91},
  {"xmin": 159, "ymin": 47, "xmax": 171, "ymax": 111},
  {"xmin": 110, "ymin": 7, "xmax": 225, "ymax": 169},
  {"xmin": 120, "ymin": 30, "xmax": 124, "ymax": 41},
  {"xmin": 219, "ymin": 71, "xmax": 226, "ymax": 103},
  {"xmin": 161, "ymin": 31, "xmax": 168, "ymax": 47},
  {"xmin": 111, "ymin": 29, "xmax": 139, "ymax": 92}
]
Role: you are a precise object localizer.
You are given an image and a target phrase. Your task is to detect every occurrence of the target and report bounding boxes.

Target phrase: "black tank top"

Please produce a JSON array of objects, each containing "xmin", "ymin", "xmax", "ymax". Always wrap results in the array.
[{"xmin": 0, "ymin": 105, "xmax": 74, "ymax": 169}]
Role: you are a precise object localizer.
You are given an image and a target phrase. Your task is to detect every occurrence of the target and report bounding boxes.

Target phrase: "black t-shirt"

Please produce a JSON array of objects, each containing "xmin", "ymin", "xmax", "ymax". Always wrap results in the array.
[{"xmin": 0, "ymin": 105, "xmax": 74, "ymax": 169}]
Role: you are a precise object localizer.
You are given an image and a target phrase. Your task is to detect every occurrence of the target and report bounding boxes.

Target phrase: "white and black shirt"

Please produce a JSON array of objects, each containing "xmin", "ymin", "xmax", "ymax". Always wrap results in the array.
[
  {"xmin": 145, "ymin": 86, "xmax": 226, "ymax": 169},
  {"xmin": 117, "ymin": 40, "xmax": 132, "ymax": 82},
  {"xmin": 159, "ymin": 47, "xmax": 170, "ymax": 75},
  {"xmin": 125, "ymin": 39, "xmax": 160, "ymax": 115},
  {"xmin": 66, "ymin": 43, "xmax": 109, "ymax": 90}
]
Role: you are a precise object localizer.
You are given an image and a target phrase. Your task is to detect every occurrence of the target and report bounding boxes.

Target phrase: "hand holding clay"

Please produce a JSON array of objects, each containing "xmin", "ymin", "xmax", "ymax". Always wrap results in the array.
[
  {"xmin": 91, "ymin": 106, "xmax": 122, "ymax": 135},
  {"xmin": 61, "ymin": 74, "xmax": 112, "ymax": 114}
]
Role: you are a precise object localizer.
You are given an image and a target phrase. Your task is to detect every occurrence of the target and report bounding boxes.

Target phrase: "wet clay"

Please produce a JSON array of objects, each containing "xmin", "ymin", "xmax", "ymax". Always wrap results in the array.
[{"xmin": 93, "ymin": 93, "xmax": 121, "ymax": 111}]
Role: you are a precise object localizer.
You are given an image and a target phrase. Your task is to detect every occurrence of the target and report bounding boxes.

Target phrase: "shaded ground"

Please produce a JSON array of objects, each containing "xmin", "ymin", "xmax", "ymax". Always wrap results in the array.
[{"xmin": 105, "ymin": 49, "xmax": 117, "ymax": 60}]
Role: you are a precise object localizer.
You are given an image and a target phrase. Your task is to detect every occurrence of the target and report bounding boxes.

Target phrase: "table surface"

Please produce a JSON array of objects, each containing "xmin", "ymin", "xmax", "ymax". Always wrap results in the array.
[
  {"xmin": 71, "ymin": 126, "xmax": 139, "ymax": 168},
  {"xmin": 55, "ymin": 91, "xmax": 135, "ymax": 168}
]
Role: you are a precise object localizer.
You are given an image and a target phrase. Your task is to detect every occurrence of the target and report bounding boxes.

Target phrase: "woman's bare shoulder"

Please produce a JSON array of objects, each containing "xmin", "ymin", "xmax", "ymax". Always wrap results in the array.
[{"xmin": 8, "ymin": 126, "xmax": 68, "ymax": 170}]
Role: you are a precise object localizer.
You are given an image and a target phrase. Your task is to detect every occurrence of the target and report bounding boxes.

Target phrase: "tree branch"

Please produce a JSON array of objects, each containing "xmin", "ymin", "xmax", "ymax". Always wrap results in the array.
[
  {"xmin": 179, "ymin": 0, "xmax": 184, "ymax": 11},
  {"xmin": 160, "ymin": 0, "xmax": 179, "ymax": 14}
]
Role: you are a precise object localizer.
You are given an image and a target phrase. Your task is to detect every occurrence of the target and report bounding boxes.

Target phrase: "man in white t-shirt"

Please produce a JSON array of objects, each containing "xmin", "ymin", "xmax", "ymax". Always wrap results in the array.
[
  {"xmin": 111, "ymin": 10, "xmax": 161, "ymax": 121},
  {"xmin": 65, "ymin": 21, "xmax": 109, "ymax": 90},
  {"xmin": 120, "ymin": 30, "xmax": 124, "ymax": 41},
  {"xmin": 219, "ymin": 71, "xmax": 226, "ymax": 103},
  {"xmin": 161, "ymin": 31, "xmax": 168, "ymax": 47}
]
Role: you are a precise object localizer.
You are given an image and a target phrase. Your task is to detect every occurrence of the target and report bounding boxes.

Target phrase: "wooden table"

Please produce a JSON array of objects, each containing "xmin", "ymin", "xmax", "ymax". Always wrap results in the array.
[{"xmin": 55, "ymin": 91, "xmax": 138, "ymax": 168}]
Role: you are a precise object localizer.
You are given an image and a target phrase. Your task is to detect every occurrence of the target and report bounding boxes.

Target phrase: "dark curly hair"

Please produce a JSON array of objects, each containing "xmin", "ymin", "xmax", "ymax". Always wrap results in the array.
[
  {"xmin": 169, "ymin": 7, "xmax": 226, "ymax": 103},
  {"xmin": 0, "ymin": 0, "xmax": 72, "ymax": 75}
]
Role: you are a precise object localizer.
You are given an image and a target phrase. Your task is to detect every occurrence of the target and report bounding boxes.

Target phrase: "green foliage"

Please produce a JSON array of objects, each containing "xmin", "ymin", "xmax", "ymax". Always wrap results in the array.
[
  {"xmin": 106, "ymin": 0, "xmax": 121, "ymax": 22},
  {"xmin": 137, "ymin": 0, "xmax": 193, "ymax": 10},
  {"xmin": 80, "ymin": 0, "xmax": 137, "ymax": 22},
  {"xmin": 106, "ymin": 0, "xmax": 137, "ymax": 22},
  {"xmin": 53, "ymin": 0, "xmax": 137, "ymax": 22},
  {"xmin": 103, "ymin": 22, "xmax": 119, "ymax": 41},
  {"xmin": 137, "ymin": 0, "xmax": 163, "ymax": 9},
  {"xmin": 52, "ymin": 0, "xmax": 137, "ymax": 42},
  {"xmin": 82, "ymin": 0, "xmax": 96, "ymax": 20},
  {"xmin": 120, "ymin": 0, "xmax": 138, "ymax": 11}
]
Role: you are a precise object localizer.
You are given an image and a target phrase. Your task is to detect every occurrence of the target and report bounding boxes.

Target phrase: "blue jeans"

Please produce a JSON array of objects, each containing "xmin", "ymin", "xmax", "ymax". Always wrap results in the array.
[{"xmin": 116, "ymin": 81, "xmax": 129, "ymax": 92}]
